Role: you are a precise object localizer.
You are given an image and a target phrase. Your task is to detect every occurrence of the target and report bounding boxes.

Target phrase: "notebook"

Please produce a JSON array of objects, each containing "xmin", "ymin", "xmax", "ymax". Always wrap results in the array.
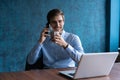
[{"xmin": 59, "ymin": 52, "xmax": 119, "ymax": 79}]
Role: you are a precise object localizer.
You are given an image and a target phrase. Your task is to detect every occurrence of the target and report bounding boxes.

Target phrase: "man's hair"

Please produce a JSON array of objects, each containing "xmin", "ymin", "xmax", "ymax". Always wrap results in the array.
[{"xmin": 47, "ymin": 9, "xmax": 64, "ymax": 23}]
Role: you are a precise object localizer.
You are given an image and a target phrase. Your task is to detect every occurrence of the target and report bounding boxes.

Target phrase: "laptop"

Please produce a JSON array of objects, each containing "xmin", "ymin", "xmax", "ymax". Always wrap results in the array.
[{"xmin": 59, "ymin": 52, "xmax": 119, "ymax": 79}]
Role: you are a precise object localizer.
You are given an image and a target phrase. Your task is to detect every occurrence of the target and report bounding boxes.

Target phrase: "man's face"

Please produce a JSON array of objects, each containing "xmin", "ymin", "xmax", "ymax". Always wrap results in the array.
[{"xmin": 49, "ymin": 15, "xmax": 64, "ymax": 32}]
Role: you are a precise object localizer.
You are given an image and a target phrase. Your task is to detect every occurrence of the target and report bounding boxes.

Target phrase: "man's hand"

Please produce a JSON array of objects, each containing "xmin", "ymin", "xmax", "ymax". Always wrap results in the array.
[
  {"xmin": 52, "ymin": 34, "xmax": 68, "ymax": 49},
  {"xmin": 39, "ymin": 28, "xmax": 49, "ymax": 44}
]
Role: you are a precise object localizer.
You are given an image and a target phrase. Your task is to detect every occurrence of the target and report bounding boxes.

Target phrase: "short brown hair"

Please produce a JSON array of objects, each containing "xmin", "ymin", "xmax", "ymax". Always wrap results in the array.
[{"xmin": 47, "ymin": 9, "xmax": 64, "ymax": 23}]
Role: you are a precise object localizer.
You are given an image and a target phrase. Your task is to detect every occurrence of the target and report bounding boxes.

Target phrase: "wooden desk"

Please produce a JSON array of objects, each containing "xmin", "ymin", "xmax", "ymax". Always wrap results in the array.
[{"xmin": 0, "ymin": 63, "xmax": 120, "ymax": 80}]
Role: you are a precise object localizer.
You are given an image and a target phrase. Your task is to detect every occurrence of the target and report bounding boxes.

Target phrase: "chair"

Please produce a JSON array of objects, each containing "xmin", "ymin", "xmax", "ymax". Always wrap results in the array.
[
  {"xmin": 116, "ymin": 48, "xmax": 120, "ymax": 62},
  {"xmin": 25, "ymin": 55, "xmax": 44, "ymax": 70}
]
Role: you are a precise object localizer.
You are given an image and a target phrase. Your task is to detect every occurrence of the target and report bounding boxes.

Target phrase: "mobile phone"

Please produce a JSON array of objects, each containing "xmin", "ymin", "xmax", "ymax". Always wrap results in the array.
[
  {"xmin": 46, "ymin": 23, "xmax": 53, "ymax": 30},
  {"xmin": 45, "ymin": 23, "xmax": 53, "ymax": 36},
  {"xmin": 48, "ymin": 24, "xmax": 53, "ymax": 32}
]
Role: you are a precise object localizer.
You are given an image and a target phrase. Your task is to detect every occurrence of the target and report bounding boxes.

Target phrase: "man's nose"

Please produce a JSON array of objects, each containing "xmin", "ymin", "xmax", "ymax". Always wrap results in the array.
[{"xmin": 56, "ymin": 22, "xmax": 60, "ymax": 27}]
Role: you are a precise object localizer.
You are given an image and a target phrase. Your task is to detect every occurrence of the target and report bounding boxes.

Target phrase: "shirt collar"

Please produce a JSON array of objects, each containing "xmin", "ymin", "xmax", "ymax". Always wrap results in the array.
[{"xmin": 61, "ymin": 30, "xmax": 65, "ymax": 38}]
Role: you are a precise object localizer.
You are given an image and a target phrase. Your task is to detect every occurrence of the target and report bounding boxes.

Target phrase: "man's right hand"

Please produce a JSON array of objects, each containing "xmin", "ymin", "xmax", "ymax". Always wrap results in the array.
[{"xmin": 38, "ymin": 27, "xmax": 49, "ymax": 44}]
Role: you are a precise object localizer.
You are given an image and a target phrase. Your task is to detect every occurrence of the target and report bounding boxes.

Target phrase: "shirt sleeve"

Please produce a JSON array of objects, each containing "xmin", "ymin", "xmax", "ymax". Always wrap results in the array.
[
  {"xmin": 65, "ymin": 35, "xmax": 84, "ymax": 63},
  {"xmin": 27, "ymin": 42, "xmax": 43, "ymax": 64}
]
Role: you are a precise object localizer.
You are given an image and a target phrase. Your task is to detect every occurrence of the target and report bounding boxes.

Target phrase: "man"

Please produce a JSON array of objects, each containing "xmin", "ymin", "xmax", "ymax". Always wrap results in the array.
[{"xmin": 27, "ymin": 9, "xmax": 84, "ymax": 68}]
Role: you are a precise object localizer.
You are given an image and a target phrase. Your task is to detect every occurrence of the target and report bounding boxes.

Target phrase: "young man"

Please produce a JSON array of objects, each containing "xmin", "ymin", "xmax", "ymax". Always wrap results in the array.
[{"xmin": 27, "ymin": 9, "xmax": 84, "ymax": 68}]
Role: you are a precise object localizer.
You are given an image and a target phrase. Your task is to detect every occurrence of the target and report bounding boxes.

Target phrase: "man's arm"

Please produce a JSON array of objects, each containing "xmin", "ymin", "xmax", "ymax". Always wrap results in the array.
[
  {"xmin": 27, "ymin": 43, "xmax": 43, "ymax": 64},
  {"xmin": 27, "ymin": 26, "xmax": 49, "ymax": 64},
  {"xmin": 65, "ymin": 35, "xmax": 84, "ymax": 63}
]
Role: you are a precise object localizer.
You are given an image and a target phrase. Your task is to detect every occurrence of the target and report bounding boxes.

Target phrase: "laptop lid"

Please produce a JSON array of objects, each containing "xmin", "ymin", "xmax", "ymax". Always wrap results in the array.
[{"xmin": 59, "ymin": 52, "xmax": 119, "ymax": 79}]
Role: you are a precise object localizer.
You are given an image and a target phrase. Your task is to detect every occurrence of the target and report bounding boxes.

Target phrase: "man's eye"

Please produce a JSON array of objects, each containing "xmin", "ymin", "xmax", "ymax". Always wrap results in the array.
[{"xmin": 59, "ymin": 20, "xmax": 63, "ymax": 23}]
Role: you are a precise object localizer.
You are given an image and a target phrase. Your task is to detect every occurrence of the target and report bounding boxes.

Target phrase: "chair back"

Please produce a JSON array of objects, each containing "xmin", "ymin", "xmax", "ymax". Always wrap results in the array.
[{"xmin": 25, "ymin": 55, "xmax": 43, "ymax": 70}]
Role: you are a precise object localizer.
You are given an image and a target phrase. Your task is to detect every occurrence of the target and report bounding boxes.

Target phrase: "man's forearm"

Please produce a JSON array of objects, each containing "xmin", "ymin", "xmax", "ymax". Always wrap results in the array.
[{"xmin": 27, "ymin": 42, "xmax": 42, "ymax": 64}]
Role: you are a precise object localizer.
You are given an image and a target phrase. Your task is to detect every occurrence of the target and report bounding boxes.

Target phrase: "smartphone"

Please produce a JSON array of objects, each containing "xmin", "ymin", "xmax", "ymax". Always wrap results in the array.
[
  {"xmin": 46, "ymin": 23, "xmax": 59, "ymax": 38},
  {"xmin": 45, "ymin": 23, "xmax": 53, "ymax": 36}
]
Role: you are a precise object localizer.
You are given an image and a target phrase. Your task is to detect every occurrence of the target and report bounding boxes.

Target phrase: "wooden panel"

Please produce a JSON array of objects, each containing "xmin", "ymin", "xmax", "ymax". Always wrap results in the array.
[{"xmin": 0, "ymin": 63, "xmax": 120, "ymax": 80}]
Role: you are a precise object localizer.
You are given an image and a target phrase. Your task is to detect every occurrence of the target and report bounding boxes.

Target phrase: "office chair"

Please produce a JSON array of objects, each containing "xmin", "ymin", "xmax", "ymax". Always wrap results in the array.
[
  {"xmin": 116, "ymin": 48, "xmax": 120, "ymax": 62},
  {"xmin": 25, "ymin": 54, "xmax": 44, "ymax": 70}
]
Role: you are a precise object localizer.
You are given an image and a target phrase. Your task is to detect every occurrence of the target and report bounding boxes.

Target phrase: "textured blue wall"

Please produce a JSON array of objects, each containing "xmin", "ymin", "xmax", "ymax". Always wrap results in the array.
[
  {"xmin": 110, "ymin": 0, "xmax": 119, "ymax": 51},
  {"xmin": 0, "ymin": 0, "xmax": 106, "ymax": 72}
]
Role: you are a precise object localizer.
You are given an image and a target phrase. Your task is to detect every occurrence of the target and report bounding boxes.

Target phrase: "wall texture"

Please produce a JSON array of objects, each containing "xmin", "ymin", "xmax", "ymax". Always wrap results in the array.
[
  {"xmin": 110, "ymin": 0, "xmax": 119, "ymax": 51},
  {"xmin": 0, "ymin": 0, "xmax": 106, "ymax": 72}
]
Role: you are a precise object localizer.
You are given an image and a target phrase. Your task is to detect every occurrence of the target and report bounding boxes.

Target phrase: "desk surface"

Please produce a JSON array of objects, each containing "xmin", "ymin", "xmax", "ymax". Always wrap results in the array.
[{"xmin": 0, "ymin": 63, "xmax": 120, "ymax": 80}]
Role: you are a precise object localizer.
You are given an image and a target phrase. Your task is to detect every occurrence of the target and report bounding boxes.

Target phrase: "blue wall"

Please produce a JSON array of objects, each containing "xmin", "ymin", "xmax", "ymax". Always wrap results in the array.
[
  {"xmin": 110, "ymin": 0, "xmax": 119, "ymax": 51},
  {"xmin": 0, "ymin": 0, "xmax": 106, "ymax": 72}
]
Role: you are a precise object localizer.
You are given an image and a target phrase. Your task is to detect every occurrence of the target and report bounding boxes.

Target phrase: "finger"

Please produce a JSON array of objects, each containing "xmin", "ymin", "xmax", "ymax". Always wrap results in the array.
[
  {"xmin": 44, "ymin": 34, "xmax": 50, "ymax": 37},
  {"xmin": 44, "ymin": 32, "xmax": 49, "ymax": 34},
  {"xmin": 53, "ymin": 37, "xmax": 60, "ymax": 41},
  {"xmin": 43, "ymin": 29, "xmax": 50, "ymax": 35},
  {"xmin": 55, "ymin": 39, "xmax": 62, "ymax": 46},
  {"xmin": 42, "ymin": 28, "xmax": 49, "ymax": 32},
  {"xmin": 55, "ymin": 41, "xmax": 58, "ymax": 44},
  {"xmin": 54, "ymin": 35, "xmax": 61, "ymax": 39},
  {"xmin": 54, "ymin": 38, "xmax": 61, "ymax": 43}
]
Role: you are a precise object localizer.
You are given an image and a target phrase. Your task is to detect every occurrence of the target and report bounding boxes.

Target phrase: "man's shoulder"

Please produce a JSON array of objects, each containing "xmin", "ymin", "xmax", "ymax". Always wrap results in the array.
[
  {"xmin": 64, "ymin": 31, "xmax": 79, "ymax": 38},
  {"xmin": 63, "ymin": 31, "xmax": 81, "ymax": 43}
]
